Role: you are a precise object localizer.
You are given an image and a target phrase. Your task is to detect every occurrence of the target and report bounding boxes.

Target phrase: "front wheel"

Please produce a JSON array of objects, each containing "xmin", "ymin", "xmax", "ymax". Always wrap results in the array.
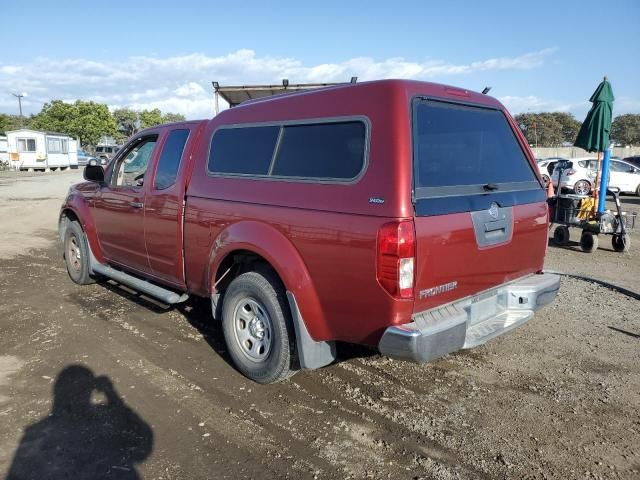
[
  {"xmin": 221, "ymin": 269, "xmax": 297, "ymax": 384},
  {"xmin": 635, "ymin": 184, "xmax": 640, "ymax": 197},
  {"xmin": 63, "ymin": 221, "xmax": 95, "ymax": 285}
]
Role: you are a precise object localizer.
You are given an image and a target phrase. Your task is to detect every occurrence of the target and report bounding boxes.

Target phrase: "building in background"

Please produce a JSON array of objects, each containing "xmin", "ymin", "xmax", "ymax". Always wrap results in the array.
[{"xmin": 5, "ymin": 129, "xmax": 78, "ymax": 171}]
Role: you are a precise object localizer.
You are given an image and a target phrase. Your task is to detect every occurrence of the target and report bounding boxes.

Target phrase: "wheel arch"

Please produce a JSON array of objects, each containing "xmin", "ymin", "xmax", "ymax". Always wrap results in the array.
[
  {"xmin": 58, "ymin": 195, "xmax": 105, "ymax": 263},
  {"xmin": 207, "ymin": 220, "xmax": 332, "ymax": 349}
]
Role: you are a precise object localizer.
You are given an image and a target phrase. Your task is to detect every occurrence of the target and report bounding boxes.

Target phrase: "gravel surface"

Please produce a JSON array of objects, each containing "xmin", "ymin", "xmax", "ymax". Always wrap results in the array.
[{"xmin": 1, "ymin": 172, "xmax": 638, "ymax": 479}]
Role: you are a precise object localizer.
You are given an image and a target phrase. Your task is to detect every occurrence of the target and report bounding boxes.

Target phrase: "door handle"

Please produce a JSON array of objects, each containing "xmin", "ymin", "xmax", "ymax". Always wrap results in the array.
[{"xmin": 129, "ymin": 201, "xmax": 144, "ymax": 209}]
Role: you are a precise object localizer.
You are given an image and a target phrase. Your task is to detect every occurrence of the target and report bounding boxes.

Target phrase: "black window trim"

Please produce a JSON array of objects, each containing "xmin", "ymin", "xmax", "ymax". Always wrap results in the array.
[
  {"xmin": 206, "ymin": 115, "xmax": 371, "ymax": 185},
  {"xmin": 410, "ymin": 96, "xmax": 542, "ymax": 202},
  {"xmin": 153, "ymin": 128, "xmax": 191, "ymax": 191}
]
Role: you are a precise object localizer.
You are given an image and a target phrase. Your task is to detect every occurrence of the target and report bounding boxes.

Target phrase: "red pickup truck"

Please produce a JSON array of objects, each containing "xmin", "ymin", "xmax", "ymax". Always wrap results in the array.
[{"xmin": 60, "ymin": 79, "xmax": 559, "ymax": 383}]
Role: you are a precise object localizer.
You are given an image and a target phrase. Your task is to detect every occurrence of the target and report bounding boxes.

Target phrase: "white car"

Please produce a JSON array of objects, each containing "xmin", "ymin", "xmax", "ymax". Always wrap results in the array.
[
  {"xmin": 552, "ymin": 157, "xmax": 640, "ymax": 196},
  {"xmin": 536, "ymin": 157, "xmax": 565, "ymax": 185}
]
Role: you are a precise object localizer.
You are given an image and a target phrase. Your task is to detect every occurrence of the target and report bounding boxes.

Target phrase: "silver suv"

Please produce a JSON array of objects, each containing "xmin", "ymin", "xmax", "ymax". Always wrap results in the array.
[{"xmin": 94, "ymin": 144, "xmax": 121, "ymax": 161}]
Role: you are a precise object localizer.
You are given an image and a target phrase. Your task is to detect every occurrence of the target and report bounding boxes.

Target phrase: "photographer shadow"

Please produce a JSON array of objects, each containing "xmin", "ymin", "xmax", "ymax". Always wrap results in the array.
[{"xmin": 6, "ymin": 365, "xmax": 153, "ymax": 480}]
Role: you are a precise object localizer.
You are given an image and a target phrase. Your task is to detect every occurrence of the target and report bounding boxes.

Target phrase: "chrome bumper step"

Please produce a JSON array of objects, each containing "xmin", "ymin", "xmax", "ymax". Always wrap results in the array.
[{"xmin": 378, "ymin": 273, "xmax": 560, "ymax": 363}]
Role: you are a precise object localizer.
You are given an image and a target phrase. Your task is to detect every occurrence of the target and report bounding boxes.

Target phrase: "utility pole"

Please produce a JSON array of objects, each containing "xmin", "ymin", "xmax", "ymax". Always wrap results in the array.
[{"xmin": 11, "ymin": 92, "xmax": 27, "ymax": 126}]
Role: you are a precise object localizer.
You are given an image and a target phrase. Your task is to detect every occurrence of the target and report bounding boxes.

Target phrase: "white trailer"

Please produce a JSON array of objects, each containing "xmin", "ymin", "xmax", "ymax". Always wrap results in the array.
[
  {"xmin": 0, "ymin": 135, "xmax": 8, "ymax": 166},
  {"xmin": 6, "ymin": 129, "xmax": 77, "ymax": 171}
]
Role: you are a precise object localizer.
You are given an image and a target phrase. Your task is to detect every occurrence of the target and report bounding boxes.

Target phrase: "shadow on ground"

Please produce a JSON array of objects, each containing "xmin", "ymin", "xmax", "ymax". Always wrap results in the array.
[{"xmin": 6, "ymin": 365, "xmax": 153, "ymax": 479}]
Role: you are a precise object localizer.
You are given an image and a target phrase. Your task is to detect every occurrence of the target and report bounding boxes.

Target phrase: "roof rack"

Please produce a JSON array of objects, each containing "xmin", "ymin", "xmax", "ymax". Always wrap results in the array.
[{"xmin": 211, "ymin": 77, "xmax": 358, "ymax": 114}]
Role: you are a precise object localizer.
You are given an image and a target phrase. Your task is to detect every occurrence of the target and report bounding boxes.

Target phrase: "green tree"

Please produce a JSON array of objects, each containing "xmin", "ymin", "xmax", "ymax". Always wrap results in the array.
[
  {"xmin": 161, "ymin": 112, "xmax": 186, "ymax": 124},
  {"xmin": 550, "ymin": 112, "xmax": 581, "ymax": 145},
  {"xmin": 73, "ymin": 101, "xmax": 117, "ymax": 146},
  {"xmin": 112, "ymin": 107, "xmax": 139, "ymax": 140},
  {"xmin": 31, "ymin": 100, "xmax": 76, "ymax": 134},
  {"xmin": 31, "ymin": 100, "xmax": 116, "ymax": 146},
  {"xmin": 611, "ymin": 114, "xmax": 640, "ymax": 146},
  {"xmin": 139, "ymin": 108, "xmax": 163, "ymax": 129},
  {"xmin": 515, "ymin": 112, "xmax": 571, "ymax": 147},
  {"xmin": 0, "ymin": 113, "xmax": 34, "ymax": 133}
]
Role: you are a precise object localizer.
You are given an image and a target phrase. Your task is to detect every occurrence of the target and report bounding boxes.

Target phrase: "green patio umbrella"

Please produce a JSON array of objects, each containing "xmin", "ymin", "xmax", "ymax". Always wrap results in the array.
[
  {"xmin": 573, "ymin": 77, "xmax": 614, "ymax": 213},
  {"xmin": 574, "ymin": 77, "xmax": 614, "ymax": 152}
]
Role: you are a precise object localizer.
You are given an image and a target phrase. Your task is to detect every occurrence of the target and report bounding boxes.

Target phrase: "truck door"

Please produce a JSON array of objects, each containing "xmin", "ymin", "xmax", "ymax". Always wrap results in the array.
[
  {"xmin": 143, "ymin": 127, "xmax": 195, "ymax": 287},
  {"xmin": 92, "ymin": 135, "xmax": 159, "ymax": 274}
]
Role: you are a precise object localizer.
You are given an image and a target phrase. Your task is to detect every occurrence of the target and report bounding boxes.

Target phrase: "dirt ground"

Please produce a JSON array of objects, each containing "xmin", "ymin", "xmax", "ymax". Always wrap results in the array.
[{"xmin": 1, "ymin": 170, "xmax": 639, "ymax": 479}]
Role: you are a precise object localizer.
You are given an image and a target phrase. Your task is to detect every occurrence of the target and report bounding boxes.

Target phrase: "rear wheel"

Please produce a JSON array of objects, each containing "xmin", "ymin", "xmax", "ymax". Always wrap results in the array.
[
  {"xmin": 580, "ymin": 231, "xmax": 599, "ymax": 253},
  {"xmin": 573, "ymin": 180, "xmax": 591, "ymax": 195},
  {"xmin": 221, "ymin": 268, "xmax": 296, "ymax": 384},
  {"xmin": 63, "ymin": 221, "xmax": 95, "ymax": 285},
  {"xmin": 612, "ymin": 234, "xmax": 631, "ymax": 252},
  {"xmin": 553, "ymin": 225, "xmax": 570, "ymax": 246},
  {"xmin": 635, "ymin": 184, "xmax": 640, "ymax": 196}
]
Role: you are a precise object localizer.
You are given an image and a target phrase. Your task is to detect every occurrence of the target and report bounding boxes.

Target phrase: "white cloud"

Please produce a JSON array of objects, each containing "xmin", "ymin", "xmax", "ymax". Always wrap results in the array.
[
  {"xmin": 0, "ymin": 48, "xmax": 558, "ymax": 119},
  {"xmin": 498, "ymin": 95, "xmax": 586, "ymax": 115}
]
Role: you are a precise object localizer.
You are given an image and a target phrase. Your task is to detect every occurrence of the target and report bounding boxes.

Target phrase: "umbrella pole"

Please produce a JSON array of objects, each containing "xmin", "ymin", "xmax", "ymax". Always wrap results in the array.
[
  {"xmin": 592, "ymin": 151, "xmax": 602, "ymax": 215},
  {"xmin": 597, "ymin": 148, "xmax": 611, "ymax": 214}
]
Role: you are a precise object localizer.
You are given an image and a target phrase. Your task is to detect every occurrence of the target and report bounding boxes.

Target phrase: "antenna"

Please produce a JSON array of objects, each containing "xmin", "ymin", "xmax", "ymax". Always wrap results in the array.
[{"xmin": 482, "ymin": 86, "xmax": 492, "ymax": 95}]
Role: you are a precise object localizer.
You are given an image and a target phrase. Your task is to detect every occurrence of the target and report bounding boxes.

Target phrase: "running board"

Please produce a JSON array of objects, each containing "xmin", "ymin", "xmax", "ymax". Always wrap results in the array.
[{"xmin": 91, "ymin": 262, "xmax": 189, "ymax": 305}]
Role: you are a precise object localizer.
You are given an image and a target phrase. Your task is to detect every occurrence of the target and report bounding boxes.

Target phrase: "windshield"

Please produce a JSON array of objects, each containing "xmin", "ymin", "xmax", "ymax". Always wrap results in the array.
[{"xmin": 413, "ymin": 100, "xmax": 538, "ymax": 197}]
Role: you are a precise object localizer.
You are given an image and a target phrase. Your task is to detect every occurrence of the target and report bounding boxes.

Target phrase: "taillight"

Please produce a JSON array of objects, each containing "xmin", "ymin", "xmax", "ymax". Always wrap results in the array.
[
  {"xmin": 566, "ymin": 169, "xmax": 576, "ymax": 176},
  {"xmin": 377, "ymin": 220, "xmax": 415, "ymax": 299}
]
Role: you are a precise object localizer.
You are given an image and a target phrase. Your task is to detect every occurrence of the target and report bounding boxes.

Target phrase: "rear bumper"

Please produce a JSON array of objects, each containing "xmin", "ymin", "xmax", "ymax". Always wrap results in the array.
[{"xmin": 378, "ymin": 273, "xmax": 560, "ymax": 363}]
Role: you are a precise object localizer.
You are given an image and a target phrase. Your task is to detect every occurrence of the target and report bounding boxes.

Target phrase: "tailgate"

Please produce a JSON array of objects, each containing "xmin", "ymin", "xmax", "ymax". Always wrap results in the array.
[{"xmin": 411, "ymin": 98, "xmax": 548, "ymax": 313}]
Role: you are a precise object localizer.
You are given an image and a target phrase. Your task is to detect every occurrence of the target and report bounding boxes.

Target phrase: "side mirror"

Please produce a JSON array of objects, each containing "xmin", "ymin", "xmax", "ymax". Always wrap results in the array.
[{"xmin": 84, "ymin": 165, "xmax": 105, "ymax": 183}]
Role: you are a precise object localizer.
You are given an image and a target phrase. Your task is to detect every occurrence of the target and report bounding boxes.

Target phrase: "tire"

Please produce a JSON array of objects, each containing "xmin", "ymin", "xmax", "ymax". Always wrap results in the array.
[
  {"xmin": 573, "ymin": 180, "xmax": 591, "ymax": 195},
  {"xmin": 636, "ymin": 184, "xmax": 640, "ymax": 197},
  {"xmin": 580, "ymin": 231, "xmax": 599, "ymax": 253},
  {"xmin": 221, "ymin": 268, "xmax": 297, "ymax": 384},
  {"xmin": 612, "ymin": 234, "xmax": 631, "ymax": 253},
  {"xmin": 63, "ymin": 221, "xmax": 95, "ymax": 285},
  {"xmin": 553, "ymin": 225, "xmax": 571, "ymax": 246}
]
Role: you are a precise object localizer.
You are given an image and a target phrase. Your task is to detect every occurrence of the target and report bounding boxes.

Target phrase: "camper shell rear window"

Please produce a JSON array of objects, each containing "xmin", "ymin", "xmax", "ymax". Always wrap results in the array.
[
  {"xmin": 207, "ymin": 118, "xmax": 368, "ymax": 182},
  {"xmin": 412, "ymin": 99, "xmax": 539, "ymax": 199}
]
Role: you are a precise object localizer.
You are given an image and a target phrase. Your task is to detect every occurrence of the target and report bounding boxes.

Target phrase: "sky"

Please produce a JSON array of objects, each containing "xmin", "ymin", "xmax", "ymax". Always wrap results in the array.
[{"xmin": 1, "ymin": 0, "xmax": 638, "ymax": 120}]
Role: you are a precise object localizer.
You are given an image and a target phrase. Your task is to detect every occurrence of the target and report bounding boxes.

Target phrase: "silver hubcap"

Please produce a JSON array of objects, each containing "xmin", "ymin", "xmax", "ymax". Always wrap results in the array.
[
  {"xmin": 574, "ymin": 181, "xmax": 590, "ymax": 195},
  {"xmin": 67, "ymin": 235, "xmax": 82, "ymax": 272},
  {"xmin": 233, "ymin": 298, "xmax": 272, "ymax": 362}
]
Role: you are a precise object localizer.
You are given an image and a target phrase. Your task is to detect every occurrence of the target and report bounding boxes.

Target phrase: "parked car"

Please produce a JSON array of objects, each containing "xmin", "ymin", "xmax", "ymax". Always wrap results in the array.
[
  {"xmin": 551, "ymin": 157, "xmax": 596, "ymax": 194},
  {"xmin": 623, "ymin": 155, "xmax": 640, "ymax": 169},
  {"xmin": 536, "ymin": 157, "xmax": 565, "ymax": 185},
  {"xmin": 58, "ymin": 79, "xmax": 559, "ymax": 383},
  {"xmin": 94, "ymin": 144, "xmax": 120, "ymax": 161},
  {"xmin": 609, "ymin": 159, "xmax": 640, "ymax": 195},
  {"xmin": 77, "ymin": 149, "xmax": 99, "ymax": 166},
  {"xmin": 552, "ymin": 157, "xmax": 640, "ymax": 195}
]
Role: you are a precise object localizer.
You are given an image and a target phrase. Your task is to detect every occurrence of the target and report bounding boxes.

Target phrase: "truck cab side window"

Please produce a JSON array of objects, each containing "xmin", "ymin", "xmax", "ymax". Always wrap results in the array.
[
  {"xmin": 154, "ymin": 129, "xmax": 190, "ymax": 190},
  {"xmin": 113, "ymin": 137, "xmax": 158, "ymax": 187}
]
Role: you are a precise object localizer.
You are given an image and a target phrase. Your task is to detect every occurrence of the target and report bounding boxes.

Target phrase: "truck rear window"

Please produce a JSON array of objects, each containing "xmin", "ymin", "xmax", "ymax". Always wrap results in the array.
[{"xmin": 413, "ymin": 100, "xmax": 538, "ymax": 198}]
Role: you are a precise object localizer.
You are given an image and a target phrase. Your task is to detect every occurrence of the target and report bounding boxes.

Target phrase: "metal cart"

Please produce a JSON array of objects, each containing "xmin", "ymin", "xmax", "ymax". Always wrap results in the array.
[{"xmin": 551, "ymin": 190, "xmax": 636, "ymax": 253}]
